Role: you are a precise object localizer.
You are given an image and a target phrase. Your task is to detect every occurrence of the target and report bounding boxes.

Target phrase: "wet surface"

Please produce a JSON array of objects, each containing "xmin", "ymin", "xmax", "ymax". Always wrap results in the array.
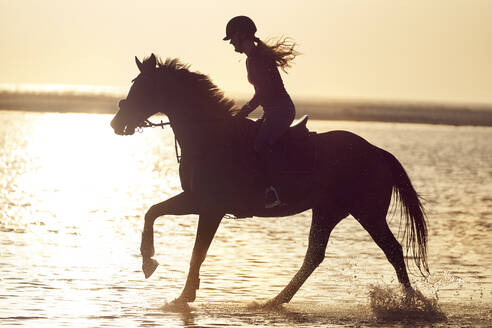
[{"xmin": 1, "ymin": 111, "xmax": 491, "ymax": 327}]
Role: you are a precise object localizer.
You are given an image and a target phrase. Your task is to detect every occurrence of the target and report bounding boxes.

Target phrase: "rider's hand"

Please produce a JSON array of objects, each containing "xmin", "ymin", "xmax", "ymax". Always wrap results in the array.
[{"xmin": 236, "ymin": 103, "xmax": 251, "ymax": 118}]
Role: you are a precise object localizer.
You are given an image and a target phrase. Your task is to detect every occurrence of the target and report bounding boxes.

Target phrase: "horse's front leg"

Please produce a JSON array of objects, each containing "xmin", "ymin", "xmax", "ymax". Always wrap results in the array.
[
  {"xmin": 174, "ymin": 208, "xmax": 224, "ymax": 303},
  {"xmin": 141, "ymin": 192, "xmax": 198, "ymax": 278}
]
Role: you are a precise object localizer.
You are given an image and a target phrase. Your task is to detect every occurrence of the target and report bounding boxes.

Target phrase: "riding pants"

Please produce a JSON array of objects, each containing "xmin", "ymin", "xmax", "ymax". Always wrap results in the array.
[{"xmin": 254, "ymin": 97, "xmax": 296, "ymax": 153}]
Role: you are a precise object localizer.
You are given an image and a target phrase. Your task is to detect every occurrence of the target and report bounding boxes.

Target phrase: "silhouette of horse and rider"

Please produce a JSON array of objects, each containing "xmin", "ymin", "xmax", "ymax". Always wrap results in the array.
[{"xmin": 110, "ymin": 16, "xmax": 428, "ymax": 308}]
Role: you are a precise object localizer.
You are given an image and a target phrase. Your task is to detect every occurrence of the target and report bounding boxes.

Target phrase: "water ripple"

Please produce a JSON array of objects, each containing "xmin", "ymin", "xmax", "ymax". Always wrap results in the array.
[{"xmin": 0, "ymin": 112, "xmax": 491, "ymax": 327}]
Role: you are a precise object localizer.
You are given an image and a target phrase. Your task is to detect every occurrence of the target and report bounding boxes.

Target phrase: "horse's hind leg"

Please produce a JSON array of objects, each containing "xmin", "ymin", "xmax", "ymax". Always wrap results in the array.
[
  {"xmin": 265, "ymin": 208, "xmax": 344, "ymax": 307},
  {"xmin": 352, "ymin": 199, "xmax": 411, "ymax": 289}
]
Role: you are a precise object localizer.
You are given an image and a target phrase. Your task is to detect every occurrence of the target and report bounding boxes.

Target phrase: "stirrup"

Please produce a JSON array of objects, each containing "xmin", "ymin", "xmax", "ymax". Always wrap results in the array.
[{"xmin": 265, "ymin": 186, "xmax": 282, "ymax": 209}]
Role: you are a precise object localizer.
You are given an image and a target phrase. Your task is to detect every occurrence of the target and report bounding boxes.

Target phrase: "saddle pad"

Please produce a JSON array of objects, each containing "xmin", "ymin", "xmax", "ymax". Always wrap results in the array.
[
  {"xmin": 241, "ymin": 132, "xmax": 317, "ymax": 175},
  {"xmin": 273, "ymin": 132, "xmax": 317, "ymax": 174}
]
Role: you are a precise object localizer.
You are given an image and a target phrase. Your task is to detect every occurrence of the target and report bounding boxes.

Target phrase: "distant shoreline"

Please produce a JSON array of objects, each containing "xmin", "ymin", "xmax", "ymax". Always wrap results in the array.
[
  {"xmin": 1, "ymin": 91, "xmax": 492, "ymax": 127},
  {"xmin": 295, "ymin": 100, "xmax": 492, "ymax": 127}
]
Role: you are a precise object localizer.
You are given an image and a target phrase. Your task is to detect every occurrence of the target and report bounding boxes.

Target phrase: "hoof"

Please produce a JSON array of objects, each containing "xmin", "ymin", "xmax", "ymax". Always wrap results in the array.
[
  {"xmin": 261, "ymin": 298, "xmax": 284, "ymax": 310},
  {"xmin": 402, "ymin": 285, "xmax": 417, "ymax": 299},
  {"xmin": 142, "ymin": 257, "xmax": 159, "ymax": 279},
  {"xmin": 162, "ymin": 298, "xmax": 191, "ymax": 313},
  {"xmin": 177, "ymin": 290, "xmax": 196, "ymax": 303}
]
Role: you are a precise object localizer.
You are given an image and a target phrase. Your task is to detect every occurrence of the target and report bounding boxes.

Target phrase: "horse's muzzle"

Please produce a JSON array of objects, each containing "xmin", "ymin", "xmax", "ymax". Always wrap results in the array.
[
  {"xmin": 111, "ymin": 100, "xmax": 137, "ymax": 135},
  {"xmin": 110, "ymin": 114, "xmax": 135, "ymax": 136}
]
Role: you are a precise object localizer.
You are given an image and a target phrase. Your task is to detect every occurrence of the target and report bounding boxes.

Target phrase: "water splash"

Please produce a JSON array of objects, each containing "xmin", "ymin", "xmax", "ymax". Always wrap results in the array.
[
  {"xmin": 160, "ymin": 299, "xmax": 192, "ymax": 313},
  {"xmin": 369, "ymin": 284, "xmax": 447, "ymax": 322}
]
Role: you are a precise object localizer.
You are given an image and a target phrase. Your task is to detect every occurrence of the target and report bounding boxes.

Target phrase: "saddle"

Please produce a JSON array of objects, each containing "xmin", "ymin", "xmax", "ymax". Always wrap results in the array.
[
  {"xmin": 240, "ymin": 115, "xmax": 318, "ymax": 175},
  {"xmin": 177, "ymin": 115, "xmax": 318, "ymax": 210}
]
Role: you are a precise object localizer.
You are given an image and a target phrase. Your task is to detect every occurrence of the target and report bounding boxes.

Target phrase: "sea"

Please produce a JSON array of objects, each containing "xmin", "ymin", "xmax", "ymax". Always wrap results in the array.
[{"xmin": 0, "ymin": 109, "xmax": 491, "ymax": 327}]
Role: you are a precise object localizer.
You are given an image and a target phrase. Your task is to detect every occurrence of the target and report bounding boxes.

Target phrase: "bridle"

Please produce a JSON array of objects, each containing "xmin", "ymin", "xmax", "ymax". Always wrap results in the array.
[
  {"xmin": 125, "ymin": 71, "xmax": 184, "ymax": 163},
  {"xmin": 127, "ymin": 70, "xmax": 233, "ymax": 165},
  {"xmin": 136, "ymin": 119, "xmax": 171, "ymax": 131},
  {"xmin": 135, "ymin": 119, "xmax": 182, "ymax": 164}
]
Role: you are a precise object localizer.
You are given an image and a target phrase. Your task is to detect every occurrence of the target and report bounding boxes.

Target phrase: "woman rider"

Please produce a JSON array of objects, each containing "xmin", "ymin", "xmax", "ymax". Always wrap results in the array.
[{"xmin": 223, "ymin": 15, "xmax": 299, "ymax": 208}]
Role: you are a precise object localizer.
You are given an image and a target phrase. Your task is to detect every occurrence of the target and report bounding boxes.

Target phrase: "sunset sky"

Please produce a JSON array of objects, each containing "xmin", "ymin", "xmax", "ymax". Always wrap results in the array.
[{"xmin": 1, "ymin": 0, "xmax": 491, "ymax": 104}]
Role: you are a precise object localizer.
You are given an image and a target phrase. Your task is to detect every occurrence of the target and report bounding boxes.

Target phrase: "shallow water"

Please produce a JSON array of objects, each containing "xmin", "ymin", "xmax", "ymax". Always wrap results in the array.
[{"xmin": 0, "ymin": 110, "xmax": 491, "ymax": 327}]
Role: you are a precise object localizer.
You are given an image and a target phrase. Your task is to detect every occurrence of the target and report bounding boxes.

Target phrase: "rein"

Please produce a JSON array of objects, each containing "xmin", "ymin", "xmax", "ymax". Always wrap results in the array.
[
  {"xmin": 138, "ymin": 119, "xmax": 171, "ymax": 130},
  {"xmin": 135, "ymin": 115, "xmax": 234, "ymax": 164},
  {"xmin": 137, "ymin": 119, "xmax": 181, "ymax": 163}
]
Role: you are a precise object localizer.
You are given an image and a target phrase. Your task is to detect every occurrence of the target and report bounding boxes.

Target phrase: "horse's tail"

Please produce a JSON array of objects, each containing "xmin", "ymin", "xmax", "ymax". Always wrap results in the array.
[{"xmin": 382, "ymin": 149, "xmax": 429, "ymax": 276}]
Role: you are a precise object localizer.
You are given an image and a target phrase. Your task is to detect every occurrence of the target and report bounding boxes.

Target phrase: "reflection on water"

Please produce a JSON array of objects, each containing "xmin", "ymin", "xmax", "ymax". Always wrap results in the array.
[{"xmin": 0, "ymin": 110, "xmax": 491, "ymax": 327}]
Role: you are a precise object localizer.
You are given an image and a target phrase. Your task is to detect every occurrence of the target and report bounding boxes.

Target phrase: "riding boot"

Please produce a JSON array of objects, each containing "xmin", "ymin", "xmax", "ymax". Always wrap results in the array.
[{"xmin": 256, "ymin": 147, "xmax": 283, "ymax": 209}]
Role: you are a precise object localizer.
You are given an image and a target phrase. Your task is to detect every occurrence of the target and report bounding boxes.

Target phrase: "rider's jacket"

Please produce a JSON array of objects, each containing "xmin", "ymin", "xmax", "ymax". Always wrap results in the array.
[
  {"xmin": 236, "ymin": 45, "xmax": 296, "ymax": 153},
  {"xmin": 242, "ymin": 46, "xmax": 292, "ymax": 113}
]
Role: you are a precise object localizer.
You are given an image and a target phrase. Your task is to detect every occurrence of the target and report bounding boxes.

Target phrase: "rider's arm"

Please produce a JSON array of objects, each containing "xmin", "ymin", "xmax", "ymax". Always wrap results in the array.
[
  {"xmin": 236, "ymin": 97, "xmax": 259, "ymax": 118},
  {"xmin": 238, "ymin": 53, "xmax": 281, "ymax": 118}
]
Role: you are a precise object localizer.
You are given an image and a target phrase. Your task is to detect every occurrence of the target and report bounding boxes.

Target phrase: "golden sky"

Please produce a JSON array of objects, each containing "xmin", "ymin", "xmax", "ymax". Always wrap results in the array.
[{"xmin": 1, "ymin": 0, "xmax": 491, "ymax": 104}]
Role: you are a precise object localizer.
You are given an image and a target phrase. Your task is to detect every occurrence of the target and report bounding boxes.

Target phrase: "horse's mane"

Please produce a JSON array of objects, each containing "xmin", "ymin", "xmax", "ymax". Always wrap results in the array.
[{"xmin": 147, "ymin": 56, "xmax": 238, "ymax": 117}]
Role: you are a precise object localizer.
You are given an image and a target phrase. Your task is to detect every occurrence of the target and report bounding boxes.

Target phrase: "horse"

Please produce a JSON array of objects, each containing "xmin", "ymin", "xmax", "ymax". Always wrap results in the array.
[{"xmin": 110, "ymin": 54, "xmax": 429, "ymax": 307}]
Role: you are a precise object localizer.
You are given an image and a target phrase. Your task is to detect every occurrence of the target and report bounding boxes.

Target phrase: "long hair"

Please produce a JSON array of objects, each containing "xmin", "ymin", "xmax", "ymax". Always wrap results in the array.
[{"xmin": 253, "ymin": 36, "xmax": 300, "ymax": 73}]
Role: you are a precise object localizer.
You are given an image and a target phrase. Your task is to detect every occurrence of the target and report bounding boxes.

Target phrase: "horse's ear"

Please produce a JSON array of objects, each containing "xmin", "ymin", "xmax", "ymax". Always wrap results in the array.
[
  {"xmin": 135, "ymin": 56, "xmax": 144, "ymax": 73},
  {"xmin": 149, "ymin": 53, "xmax": 157, "ymax": 68}
]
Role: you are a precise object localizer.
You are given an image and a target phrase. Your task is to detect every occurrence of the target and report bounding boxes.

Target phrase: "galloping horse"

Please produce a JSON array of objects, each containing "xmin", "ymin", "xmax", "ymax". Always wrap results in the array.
[{"xmin": 110, "ymin": 54, "xmax": 428, "ymax": 307}]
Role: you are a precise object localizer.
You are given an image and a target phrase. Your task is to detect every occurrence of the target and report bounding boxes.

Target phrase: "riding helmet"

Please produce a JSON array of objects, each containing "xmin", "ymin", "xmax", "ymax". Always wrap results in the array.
[{"xmin": 223, "ymin": 16, "xmax": 257, "ymax": 40}]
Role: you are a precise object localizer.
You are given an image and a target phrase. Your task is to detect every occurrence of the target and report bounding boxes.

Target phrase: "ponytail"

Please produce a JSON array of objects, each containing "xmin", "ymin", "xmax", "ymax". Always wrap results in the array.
[{"xmin": 253, "ymin": 36, "xmax": 300, "ymax": 73}]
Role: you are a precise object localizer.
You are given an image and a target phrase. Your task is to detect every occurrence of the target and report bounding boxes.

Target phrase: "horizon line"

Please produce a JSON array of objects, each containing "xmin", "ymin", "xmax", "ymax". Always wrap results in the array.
[{"xmin": 1, "ymin": 83, "xmax": 492, "ymax": 108}]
